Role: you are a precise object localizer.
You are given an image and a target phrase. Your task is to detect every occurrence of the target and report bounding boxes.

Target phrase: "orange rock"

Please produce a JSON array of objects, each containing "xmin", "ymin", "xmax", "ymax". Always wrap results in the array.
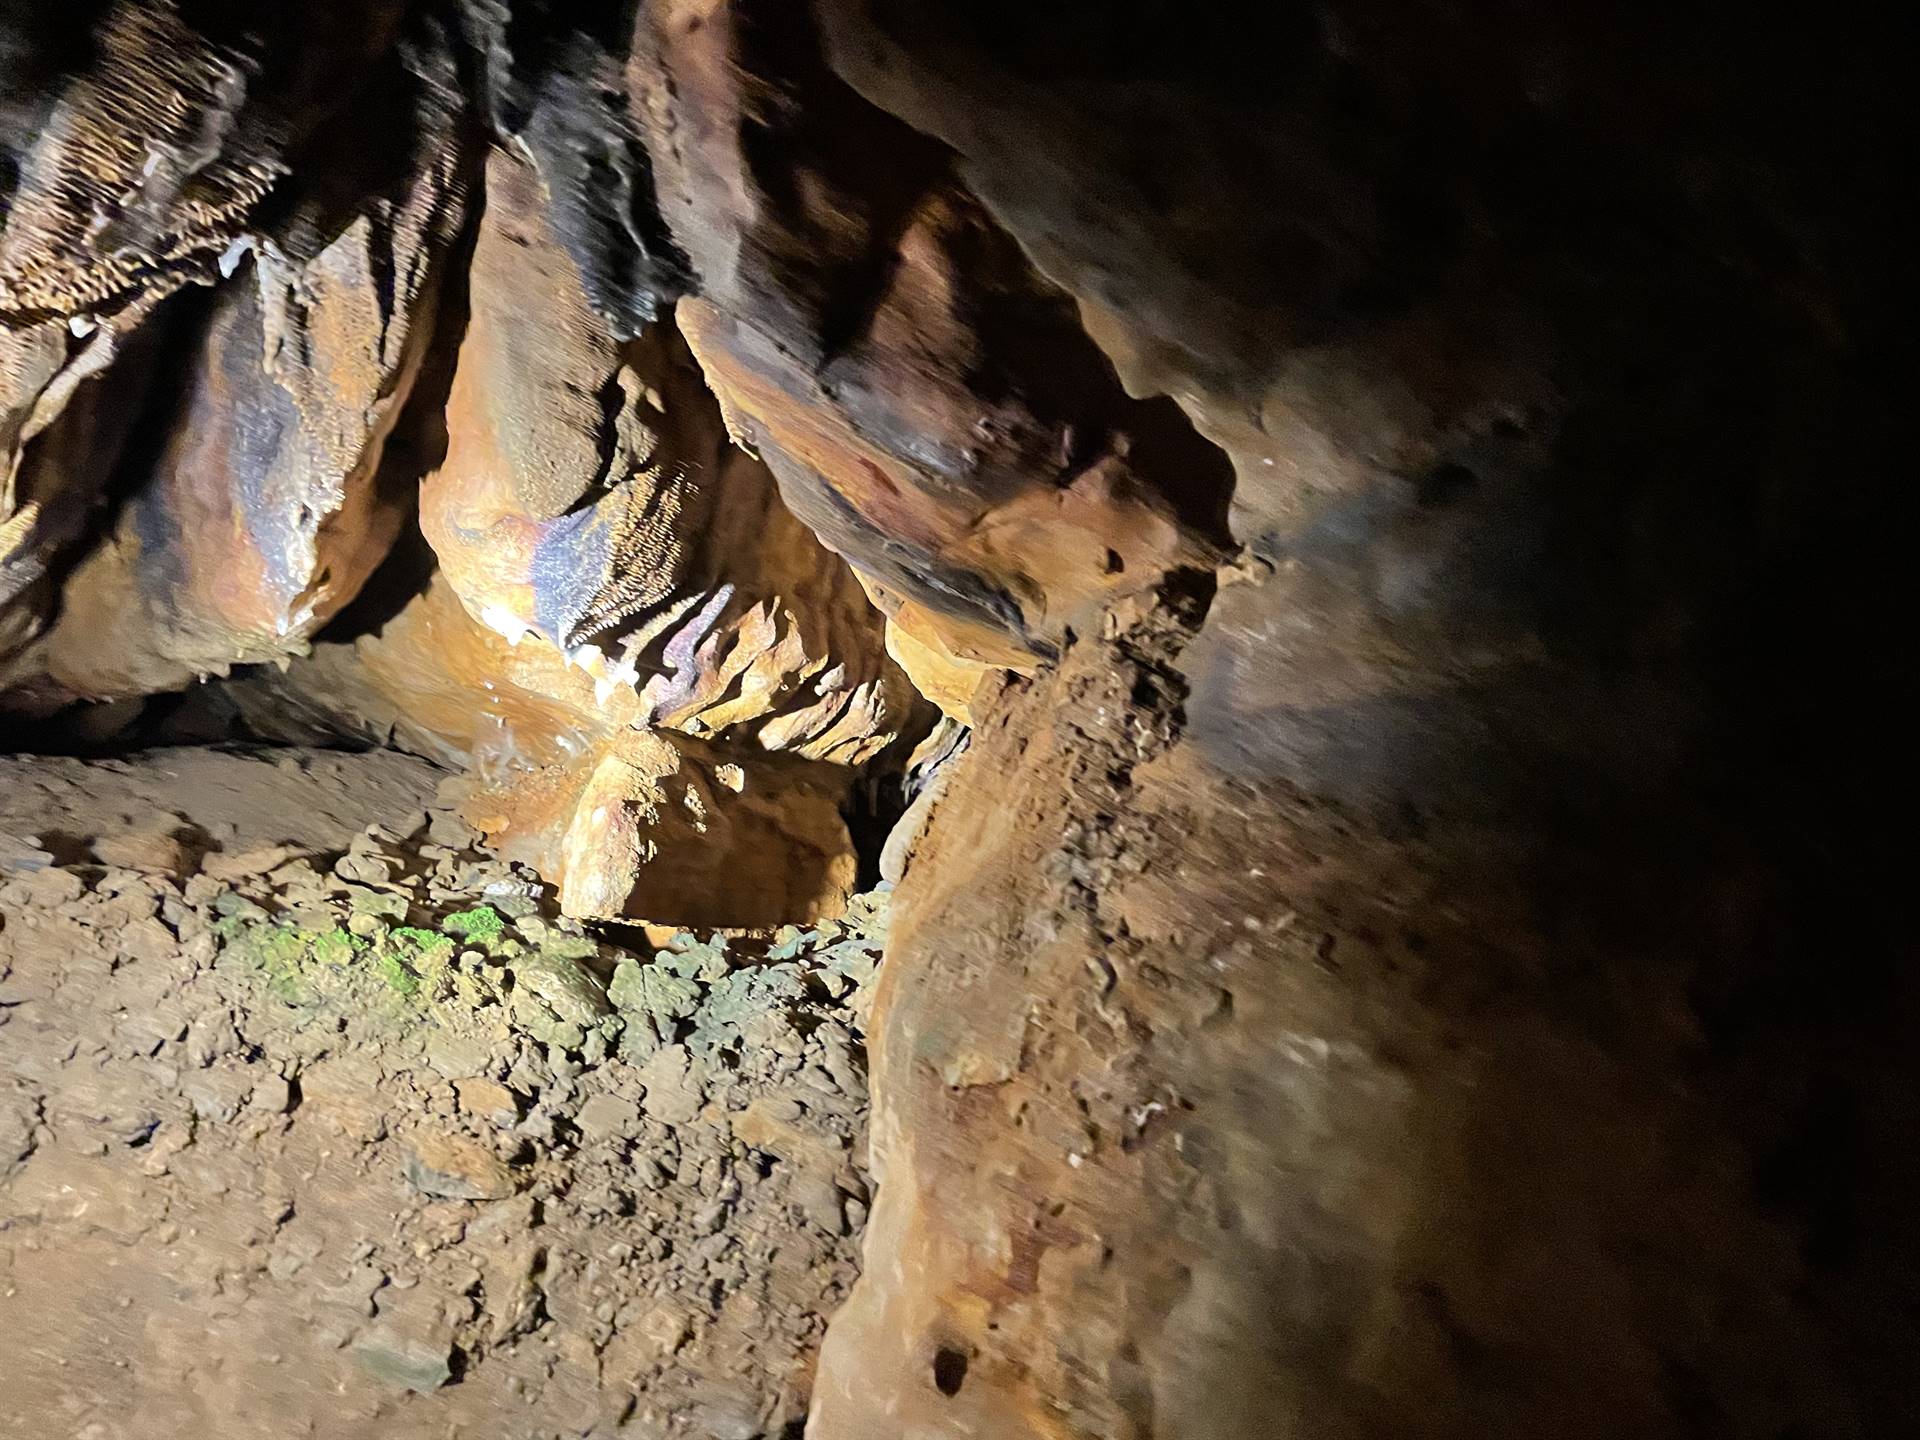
[
  {"xmin": 3, "ymin": 2, "xmax": 422, "ymax": 669},
  {"xmin": 234, "ymin": 570, "xmax": 868, "ymax": 927},
  {"xmin": 549, "ymin": 730, "xmax": 858, "ymax": 928},
  {"xmin": 882, "ymin": 616, "xmax": 989, "ymax": 728},
  {"xmin": 3, "ymin": 26, "xmax": 472, "ymax": 701},
  {"xmin": 628, "ymin": 2, "xmax": 1234, "ymax": 672},
  {"xmin": 228, "ymin": 143, "xmax": 924, "ymax": 925},
  {"xmin": 0, "ymin": 317, "xmax": 158, "ymax": 670},
  {"xmin": 420, "ymin": 148, "xmax": 914, "ymax": 767}
]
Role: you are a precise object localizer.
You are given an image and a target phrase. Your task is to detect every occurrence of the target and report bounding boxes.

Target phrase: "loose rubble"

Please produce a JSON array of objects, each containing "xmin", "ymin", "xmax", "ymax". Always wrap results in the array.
[{"xmin": 2, "ymin": 748, "xmax": 885, "ymax": 1439}]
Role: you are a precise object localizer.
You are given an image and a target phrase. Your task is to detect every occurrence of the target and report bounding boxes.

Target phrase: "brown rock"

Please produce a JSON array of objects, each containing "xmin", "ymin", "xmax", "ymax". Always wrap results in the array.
[
  {"xmin": 636, "ymin": 1044, "xmax": 703, "ymax": 1127},
  {"xmin": 4, "ymin": 864, "xmax": 83, "ymax": 908},
  {"xmin": 211, "ymin": 145, "xmax": 925, "ymax": 924},
  {"xmin": 1, "ymin": 11, "xmax": 1909, "ymax": 1439},
  {"xmin": 419, "ymin": 147, "xmax": 911, "ymax": 765},
  {"xmin": 0, "ymin": 3, "xmax": 408, "ymax": 322},
  {"xmin": 630, "ymin": 0, "xmax": 1233, "ymax": 670},
  {"xmin": 1, "ymin": 2, "xmax": 420, "ymax": 674},
  {"xmin": 574, "ymin": 1092, "xmax": 640, "ymax": 1142},
  {"xmin": 404, "ymin": 1131, "xmax": 517, "ymax": 1202},
  {"xmin": 93, "ymin": 827, "xmax": 194, "ymax": 876},
  {"xmin": 0, "ymin": 315, "xmax": 161, "ymax": 672},
  {"xmin": 12, "ymin": 40, "xmax": 472, "ymax": 703},
  {"xmin": 880, "ymin": 599, "xmax": 993, "ymax": 727},
  {"xmin": 730, "ymin": 1096, "xmax": 851, "ymax": 1186},
  {"xmin": 200, "ymin": 845, "xmax": 303, "ymax": 883},
  {"xmin": 453, "ymin": 1078, "xmax": 520, "ymax": 1127},
  {"xmin": 353, "ymin": 1284, "xmax": 456, "ymax": 1394},
  {"xmin": 227, "ymin": 571, "xmax": 875, "ymax": 926},
  {"xmin": 797, "ymin": 13, "xmax": 1915, "ymax": 1436},
  {"xmin": 551, "ymin": 730, "xmax": 860, "ymax": 927}
]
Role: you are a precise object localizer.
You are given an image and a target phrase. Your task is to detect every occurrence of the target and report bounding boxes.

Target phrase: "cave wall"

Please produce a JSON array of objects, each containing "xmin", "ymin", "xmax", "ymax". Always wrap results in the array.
[
  {"xmin": 4, "ymin": 2, "xmax": 1915, "ymax": 1436},
  {"xmin": 800, "ymin": 5, "xmax": 1914, "ymax": 1436}
]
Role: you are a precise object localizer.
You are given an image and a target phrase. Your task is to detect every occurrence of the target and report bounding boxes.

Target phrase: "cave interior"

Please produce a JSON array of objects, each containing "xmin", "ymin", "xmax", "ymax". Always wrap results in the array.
[{"xmin": 0, "ymin": 3, "xmax": 1912, "ymax": 1438}]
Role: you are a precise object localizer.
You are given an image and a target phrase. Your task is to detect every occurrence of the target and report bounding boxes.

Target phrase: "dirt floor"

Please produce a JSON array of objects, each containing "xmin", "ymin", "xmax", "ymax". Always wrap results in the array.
[{"xmin": 1, "ymin": 746, "xmax": 881, "ymax": 1439}]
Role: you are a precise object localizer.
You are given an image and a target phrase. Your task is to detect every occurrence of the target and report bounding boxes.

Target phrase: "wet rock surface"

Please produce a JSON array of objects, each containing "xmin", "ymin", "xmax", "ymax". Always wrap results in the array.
[{"xmin": 2, "ymin": 748, "xmax": 884, "ymax": 1438}]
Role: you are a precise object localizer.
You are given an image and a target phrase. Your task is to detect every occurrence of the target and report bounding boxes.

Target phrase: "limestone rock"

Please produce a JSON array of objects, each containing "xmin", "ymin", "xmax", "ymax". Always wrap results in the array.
[
  {"xmin": 10, "ymin": 33, "xmax": 473, "ymax": 701},
  {"xmin": 883, "ymin": 608, "xmax": 991, "ymax": 727},
  {"xmin": 214, "ymin": 140, "xmax": 924, "ymax": 925},
  {"xmin": 227, "ymin": 572, "xmax": 872, "ymax": 926},
  {"xmin": 1, "ymin": 10, "xmax": 1908, "ymax": 1437},
  {"xmin": 1, "ymin": 1, "xmax": 418, "ymax": 665},
  {"xmin": 574, "ymin": 1092, "xmax": 639, "ymax": 1142},
  {"xmin": 420, "ymin": 146, "xmax": 912, "ymax": 766},
  {"xmin": 353, "ymin": 1298, "xmax": 456, "ymax": 1394},
  {"xmin": 815, "ymin": 603, "xmax": 1818, "ymax": 1440},
  {"xmin": 453, "ymin": 0, "xmax": 690, "ymax": 337},
  {"xmin": 454, "ymin": 1078, "xmax": 520, "ymax": 1127},
  {"xmin": 803, "ymin": 7, "xmax": 1914, "ymax": 1438},
  {"xmin": 629, "ymin": 0, "xmax": 1235, "ymax": 669},
  {"xmin": 0, "ymin": 2, "xmax": 409, "ymax": 323},
  {"xmin": 636, "ymin": 1043, "xmax": 703, "ymax": 1127},
  {"xmin": 93, "ymin": 825, "xmax": 196, "ymax": 877},
  {"xmin": 0, "ymin": 315, "xmax": 161, "ymax": 669}
]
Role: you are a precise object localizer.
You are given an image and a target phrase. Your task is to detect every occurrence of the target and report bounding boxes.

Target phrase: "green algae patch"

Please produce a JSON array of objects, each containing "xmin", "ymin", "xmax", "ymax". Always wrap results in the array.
[
  {"xmin": 226, "ymin": 921, "xmax": 319, "ymax": 1004},
  {"xmin": 220, "ymin": 918, "xmax": 433, "ymax": 1009},
  {"xmin": 312, "ymin": 927, "xmax": 366, "ymax": 968},
  {"xmin": 390, "ymin": 926, "xmax": 456, "ymax": 964},
  {"xmin": 441, "ymin": 906, "xmax": 505, "ymax": 944},
  {"xmin": 374, "ymin": 949, "xmax": 423, "ymax": 998}
]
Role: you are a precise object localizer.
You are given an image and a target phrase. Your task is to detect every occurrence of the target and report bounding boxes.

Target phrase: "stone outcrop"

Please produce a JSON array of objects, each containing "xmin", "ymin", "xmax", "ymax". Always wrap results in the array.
[
  {"xmin": 819, "ymin": 588, "xmax": 1918, "ymax": 1439},
  {"xmin": 0, "ymin": 315, "xmax": 157, "ymax": 665},
  {"xmin": 0, "ymin": 4, "xmax": 924, "ymax": 925},
  {"xmin": 0, "ymin": 1, "xmax": 420, "ymax": 663},
  {"xmin": 239, "ymin": 139, "xmax": 923, "ymax": 925},
  {"xmin": 421, "ymin": 147, "xmax": 907, "ymax": 768},
  {"xmin": 231, "ymin": 570, "xmax": 879, "ymax": 928}
]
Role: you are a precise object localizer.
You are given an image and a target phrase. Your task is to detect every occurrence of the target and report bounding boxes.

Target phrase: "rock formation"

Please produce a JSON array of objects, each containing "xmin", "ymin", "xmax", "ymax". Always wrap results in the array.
[
  {"xmin": 12, "ymin": 42, "xmax": 470, "ymax": 699},
  {"xmin": 2, "ymin": 2, "xmax": 429, "ymax": 667},
  {"xmin": 630, "ymin": 0, "xmax": 1234, "ymax": 679},
  {"xmin": 2, "ymin": 2, "xmax": 1914, "ymax": 1436},
  {"xmin": 1, "ymin": 2, "xmax": 928, "ymax": 925},
  {"xmin": 798, "ymin": 6, "xmax": 1914, "ymax": 1437}
]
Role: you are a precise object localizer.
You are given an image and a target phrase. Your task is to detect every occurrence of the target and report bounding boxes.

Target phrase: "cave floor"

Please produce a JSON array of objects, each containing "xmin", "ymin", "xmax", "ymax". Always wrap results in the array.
[{"xmin": 1, "ymin": 746, "xmax": 878, "ymax": 1440}]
